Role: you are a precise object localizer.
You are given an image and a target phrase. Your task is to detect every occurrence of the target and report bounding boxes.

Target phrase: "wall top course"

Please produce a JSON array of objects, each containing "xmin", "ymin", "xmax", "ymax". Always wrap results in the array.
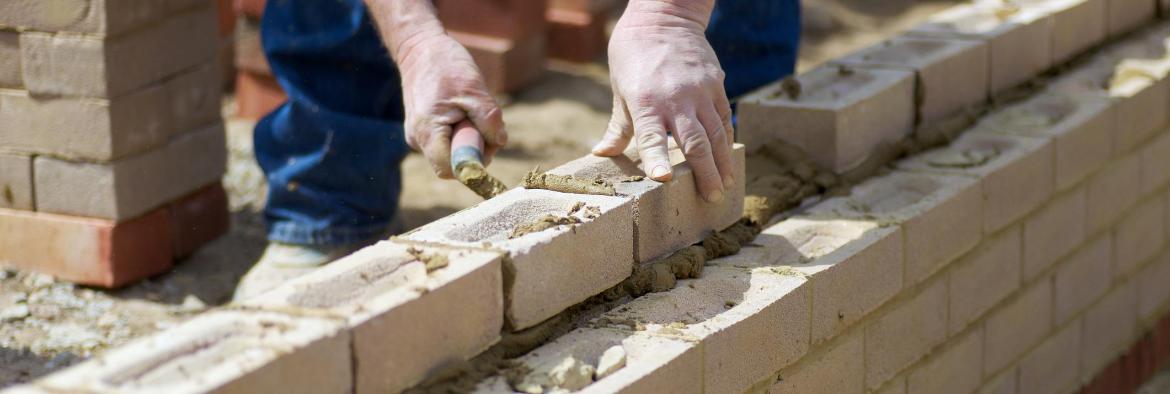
[
  {"xmin": 835, "ymin": 34, "xmax": 987, "ymax": 72},
  {"xmin": 976, "ymin": 90, "xmax": 1113, "ymax": 138},
  {"xmin": 897, "ymin": 130, "xmax": 1050, "ymax": 178},
  {"xmin": 737, "ymin": 63, "xmax": 915, "ymax": 111},
  {"xmin": 807, "ymin": 171, "xmax": 980, "ymax": 226},
  {"xmin": 908, "ymin": 2, "xmax": 1052, "ymax": 39}
]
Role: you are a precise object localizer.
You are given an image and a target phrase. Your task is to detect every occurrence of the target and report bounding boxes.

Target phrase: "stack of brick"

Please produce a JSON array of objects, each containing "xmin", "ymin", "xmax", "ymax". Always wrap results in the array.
[
  {"xmin": 233, "ymin": 0, "xmax": 286, "ymax": 121},
  {"xmin": 546, "ymin": 0, "xmax": 616, "ymax": 63},
  {"xmin": 0, "ymin": 1, "xmax": 229, "ymax": 287},
  {"xmin": 436, "ymin": 0, "xmax": 549, "ymax": 94}
]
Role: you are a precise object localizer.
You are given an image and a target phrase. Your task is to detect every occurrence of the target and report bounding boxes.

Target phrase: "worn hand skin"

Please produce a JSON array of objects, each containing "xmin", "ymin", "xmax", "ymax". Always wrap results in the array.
[
  {"xmin": 593, "ymin": 0, "xmax": 736, "ymax": 203},
  {"xmin": 364, "ymin": 0, "xmax": 507, "ymax": 179}
]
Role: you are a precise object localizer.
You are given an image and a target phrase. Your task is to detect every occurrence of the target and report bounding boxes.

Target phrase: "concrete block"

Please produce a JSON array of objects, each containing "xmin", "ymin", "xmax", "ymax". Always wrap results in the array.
[
  {"xmin": 1023, "ymin": 187, "xmax": 1087, "ymax": 281},
  {"xmin": 0, "ymin": 207, "xmax": 171, "ymax": 287},
  {"xmin": 907, "ymin": 328, "xmax": 984, "ymax": 394},
  {"xmin": 0, "ymin": 0, "xmax": 205, "ymax": 35},
  {"xmin": 909, "ymin": 3, "xmax": 1054, "ymax": 94},
  {"xmin": 596, "ymin": 266, "xmax": 810, "ymax": 394},
  {"xmin": 33, "ymin": 123, "xmax": 227, "ymax": 220},
  {"xmin": 0, "ymin": 31, "xmax": 20, "ymax": 88},
  {"xmin": 450, "ymin": 31, "xmax": 545, "ymax": 94},
  {"xmin": 169, "ymin": 183, "xmax": 230, "ymax": 259},
  {"xmin": 1141, "ymin": 131, "xmax": 1170, "ymax": 194},
  {"xmin": 900, "ymin": 132, "xmax": 1054, "ymax": 234},
  {"xmin": 1085, "ymin": 152, "xmax": 1142, "ymax": 235},
  {"xmin": 1108, "ymin": 0, "xmax": 1157, "ymax": 37},
  {"xmin": 0, "ymin": 152, "xmax": 34, "ymax": 210},
  {"xmin": 808, "ymin": 171, "xmax": 982, "ymax": 284},
  {"xmin": 979, "ymin": 0, "xmax": 1108, "ymax": 64},
  {"xmin": 19, "ymin": 5, "xmax": 218, "ymax": 98},
  {"xmin": 1053, "ymin": 53, "xmax": 1170, "ymax": 155},
  {"xmin": 978, "ymin": 369, "xmax": 1018, "ymax": 394},
  {"xmin": 984, "ymin": 279, "xmax": 1053, "ymax": 375},
  {"xmin": 865, "ymin": 278, "xmax": 948, "ymax": 390},
  {"xmin": 949, "ymin": 225, "xmax": 1022, "ymax": 335},
  {"xmin": 834, "ymin": 35, "xmax": 990, "ymax": 128},
  {"xmin": 1111, "ymin": 73, "xmax": 1170, "ymax": 155},
  {"xmin": 737, "ymin": 64, "xmax": 915, "ymax": 173},
  {"xmin": 977, "ymin": 91, "xmax": 1114, "ymax": 191},
  {"xmin": 1053, "ymin": 236, "xmax": 1113, "ymax": 325},
  {"xmin": 1082, "ymin": 284, "xmax": 1139, "ymax": 380},
  {"xmin": 36, "ymin": 310, "xmax": 352, "ymax": 393},
  {"xmin": 1018, "ymin": 323, "xmax": 1082, "ymax": 394},
  {"xmin": 246, "ymin": 240, "xmax": 504, "ymax": 393},
  {"xmin": 403, "ymin": 188, "xmax": 633, "ymax": 330},
  {"xmin": 771, "ymin": 333, "xmax": 864, "ymax": 394},
  {"xmin": 547, "ymin": 145, "xmax": 745, "ymax": 263},
  {"xmin": 1138, "ymin": 253, "xmax": 1170, "ymax": 322},
  {"xmin": 1114, "ymin": 197, "xmax": 1165, "ymax": 277}
]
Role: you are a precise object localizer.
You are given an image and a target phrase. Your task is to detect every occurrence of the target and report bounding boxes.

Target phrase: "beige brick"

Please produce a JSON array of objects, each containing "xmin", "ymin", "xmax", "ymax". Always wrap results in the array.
[
  {"xmin": 1141, "ymin": 131, "xmax": 1170, "ymax": 194},
  {"xmin": 33, "ymin": 123, "xmax": 227, "ymax": 220},
  {"xmin": 978, "ymin": 369, "xmax": 1018, "ymax": 394},
  {"xmin": 984, "ymin": 279, "xmax": 1053, "ymax": 375},
  {"xmin": 808, "ymin": 171, "xmax": 982, "ymax": 285},
  {"xmin": 246, "ymin": 241, "xmax": 504, "ymax": 393},
  {"xmin": 949, "ymin": 226, "xmax": 1022, "ymax": 335},
  {"xmin": 403, "ymin": 188, "xmax": 633, "ymax": 330},
  {"xmin": 1053, "ymin": 236, "xmax": 1113, "ymax": 325},
  {"xmin": 1085, "ymin": 152, "xmax": 1142, "ymax": 235},
  {"xmin": 19, "ymin": 5, "xmax": 217, "ymax": 98},
  {"xmin": 909, "ymin": 3, "xmax": 1054, "ymax": 94},
  {"xmin": 1045, "ymin": 0, "xmax": 1109, "ymax": 64},
  {"xmin": 877, "ymin": 377, "xmax": 908, "ymax": 394},
  {"xmin": 1081, "ymin": 284, "xmax": 1138, "ymax": 380},
  {"xmin": 548, "ymin": 144, "xmax": 745, "ymax": 263},
  {"xmin": 1111, "ymin": 75, "xmax": 1170, "ymax": 155},
  {"xmin": 1023, "ymin": 187, "xmax": 1087, "ymax": 280},
  {"xmin": 1137, "ymin": 252, "xmax": 1170, "ymax": 322},
  {"xmin": 1018, "ymin": 323, "xmax": 1081, "ymax": 394},
  {"xmin": 0, "ymin": 31, "xmax": 20, "ymax": 88},
  {"xmin": 1054, "ymin": 52, "xmax": 1170, "ymax": 155},
  {"xmin": 1108, "ymin": 0, "xmax": 1157, "ymax": 36},
  {"xmin": 771, "ymin": 333, "xmax": 864, "ymax": 394},
  {"xmin": 1114, "ymin": 197, "xmax": 1165, "ymax": 277},
  {"xmin": 907, "ymin": 328, "xmax": 984, "ymax": 394},
  {"xmin": 865, "ymin": 278, "xmax": 948, "ymax": 390},
  {"xmin": 834, "ymin": 35, "xmax": 989, "ymax": 128},
  {"xmin": 597, "ymin": 266, "xmax": 810, "ymax": 394},
  {"xmin": 737, "ymin": 64, "xmax": 915, "ymax": 173},
  {"xmin": 0, "ymin": 152, "xmax": 34, "ymax": 210},
  {"xmin": 900, "ymin": 132, "xmax": 1054, "ymax": 234},
  {"xmin": 0, "ymin": 0, "xmax": 205, "ymax": 35},
  {"xmin": 977, "ymin": 91, "xmax": 1113, "ymax": 191},
  {"xmin": 37, "ymin": 310, "xmax": 352, "ymax": 393}
]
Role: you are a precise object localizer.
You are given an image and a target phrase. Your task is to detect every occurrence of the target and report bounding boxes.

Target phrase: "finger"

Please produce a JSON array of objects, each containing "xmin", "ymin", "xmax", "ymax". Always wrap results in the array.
[
  {"xmin": 594, "ymin": 94, "xmax": 634, "ymax": 156},
  {"xmin": 421, "ymin": 124, "xmax": 455, "ymax": 179},
  {"xmin": 631, "ymin": 110, "xmax": 673, "ymax": 182},
  {"xmin": 672, "ymin": 112, "xmax": 724, "ymax": 203},
  {"xmin": 454, "ymin": 93, "xmax": 508, "ymax": 149},
  {"xmin": 699, "ymin": 105, "xmax": 735, "ymax": 189},
  {"xmin": 714, "ymin": 90, "xmax": 735, "ymax": 149},
  {"xmin": 483, "ymin": 144, "xmax": 498, "ymax": 167}
]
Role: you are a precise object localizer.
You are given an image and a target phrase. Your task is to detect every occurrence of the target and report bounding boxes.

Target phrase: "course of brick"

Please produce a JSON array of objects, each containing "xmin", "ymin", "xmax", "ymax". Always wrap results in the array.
[{"xmin": 0, "ymin": 2, "xmax": 230, "ymax": 287}]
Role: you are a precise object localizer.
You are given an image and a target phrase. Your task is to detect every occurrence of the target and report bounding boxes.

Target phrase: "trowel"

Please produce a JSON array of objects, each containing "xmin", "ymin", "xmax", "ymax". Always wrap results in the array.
[{"xmin": 450, "ymin": 120, "xmax": 508, "ymax": 199}]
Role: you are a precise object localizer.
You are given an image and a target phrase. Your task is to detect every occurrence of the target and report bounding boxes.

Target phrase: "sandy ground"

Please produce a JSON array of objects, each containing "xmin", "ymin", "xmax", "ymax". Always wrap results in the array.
[{"xmin": 0, "ymin": 0, "xmax": 957, "ymax": 387}]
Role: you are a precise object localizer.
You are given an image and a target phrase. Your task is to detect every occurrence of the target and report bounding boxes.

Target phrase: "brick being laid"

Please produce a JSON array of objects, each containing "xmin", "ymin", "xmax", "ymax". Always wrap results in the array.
[
  {"xmin": 0, "ymin": 0, "xmax": 206, "ymax": 35},
  {"xmin": 401, "ymin": 188, "xmax": 633, "ymax": 330},
  {"xmin": 737, "ymin": 64, "xmax": 915, "ymax": 174},
  {"xmin": 33, "ymin": 310, "xmax": 352, "ymax": 393},
  {"xmin": 245, "ymin": 240, "xmax": 504, "ymax": 393}
]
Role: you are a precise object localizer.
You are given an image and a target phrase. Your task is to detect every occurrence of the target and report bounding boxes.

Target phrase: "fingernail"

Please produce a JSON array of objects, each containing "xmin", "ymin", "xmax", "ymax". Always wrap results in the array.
[
  {"xmin": 650, "ymin": 166, "xmax": 670, "ymax": 179},
  {"xmin": 706, "ymin": 189, "xmax": 724, "ymax": 203}
]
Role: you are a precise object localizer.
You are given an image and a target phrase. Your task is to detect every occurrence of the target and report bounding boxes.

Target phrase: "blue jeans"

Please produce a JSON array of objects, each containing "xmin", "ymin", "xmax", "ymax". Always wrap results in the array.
[{"xmin": 256, "ymin": 0, "xmax": 800, "ymax": 246}]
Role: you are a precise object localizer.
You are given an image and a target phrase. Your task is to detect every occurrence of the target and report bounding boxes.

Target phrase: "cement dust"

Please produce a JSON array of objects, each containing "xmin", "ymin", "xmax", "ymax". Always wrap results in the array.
[
  {"xmin": 522, "ymin": 169, "xmax": 616, "ymax": 196},
  {"xmin": 456, "ymin": 162, "xmax": 508, "ymax": 200}
]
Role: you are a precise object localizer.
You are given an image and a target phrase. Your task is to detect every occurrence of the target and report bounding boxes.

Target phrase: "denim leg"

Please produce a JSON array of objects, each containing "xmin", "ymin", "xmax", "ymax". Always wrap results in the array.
[
  {"xmin": 707, "ymin": 0, "xmax": 802, "ymax": 99},
  {"xmin": 255, "ymin": 0, "xmax": 409, "ymax": 246}
]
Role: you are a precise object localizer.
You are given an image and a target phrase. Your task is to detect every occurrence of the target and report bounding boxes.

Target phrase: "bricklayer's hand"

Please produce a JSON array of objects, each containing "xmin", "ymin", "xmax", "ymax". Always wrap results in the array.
[{"xmin": 593, "ymin": 0, "xmax": 734, "ymax": 203}]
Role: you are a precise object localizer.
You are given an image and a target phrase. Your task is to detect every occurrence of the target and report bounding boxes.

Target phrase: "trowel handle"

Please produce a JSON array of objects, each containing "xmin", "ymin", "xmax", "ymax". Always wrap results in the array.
[{"xmin": 450, "ymin": 120, "xmax": 485, "ymax": 172}]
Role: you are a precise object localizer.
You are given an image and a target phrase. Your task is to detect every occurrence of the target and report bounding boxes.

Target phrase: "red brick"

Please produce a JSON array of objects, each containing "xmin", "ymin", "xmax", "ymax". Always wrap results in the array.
[
  {"xmin": 0, "ymin": 208, "xmax": 172, "ymax": 287},
  {"xmin": 236, "ymin": 71, "xmax": 286, "ymax": 121},
  {"xmin": 1139, "ymin": 334, "xmax": 1156, "ymax": 385},
  {"xmin": 1156, "ymin": 316, "xmax": 1170, "ymax": 370},
  {"xmin": 235, "ymin": 0, "xmax": 266, "ymax": 19},
  {"xmin": 169, "ymin": 184, "xmax": 230, "ymax": 259},
  {"xmin": 1122, "ymin": 351, "xmax": 1140, "ymax": 393},
  {"xmin": 217, "ymin": 0, "xmax": 236, "ymax": 36},
  {"xmin": 437, "ymin": 0, "xmax": 548, "ymax": 40},
  {"xmin": 547, "ymin": 7, "xmax": 608, "ymax": 63},
  {"xmin": 450, "ymin": 31, "xmax": 546, "ymax": 94}
]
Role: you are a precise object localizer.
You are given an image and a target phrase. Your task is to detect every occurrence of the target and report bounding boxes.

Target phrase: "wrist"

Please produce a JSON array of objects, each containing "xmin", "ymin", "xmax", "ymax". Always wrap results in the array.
[{"xmin": 618, "ymin": 0, "xmax": 714, "ymax": 30}]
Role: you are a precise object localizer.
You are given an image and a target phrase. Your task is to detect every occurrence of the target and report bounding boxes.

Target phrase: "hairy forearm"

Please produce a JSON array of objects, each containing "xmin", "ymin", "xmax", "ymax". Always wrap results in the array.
[
  {"xmin": 363, "ymin": 0, "xmax": 446, "ymax": 67},
  {"xmin": 620, "ymin": 0, "xmax": 715, "ymax": 29}
]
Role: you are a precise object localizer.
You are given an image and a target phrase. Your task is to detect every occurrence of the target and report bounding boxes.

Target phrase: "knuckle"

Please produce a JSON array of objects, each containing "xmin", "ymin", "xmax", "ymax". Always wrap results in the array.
[{"xmin": 681, "ymin": 133, "xmax": 712, "ymax": 159}]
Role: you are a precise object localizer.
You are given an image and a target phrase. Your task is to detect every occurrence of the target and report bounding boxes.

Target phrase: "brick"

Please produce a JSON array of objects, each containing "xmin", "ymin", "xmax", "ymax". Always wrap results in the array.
[
  {"xmin": 909, "ymin": 3, "xmax": 1054, "ymax": 94},
  {"xmin": 977, "ymin": 92, "xmax": 1114, "ymax": 191},
  {"xmin": 246, "ymin": 240, "xmax": 503, "ymax": 393},
  {"xmin": 1053, "ymin": 55, "xmax": 1170, "ymax": 156},
  {"xmin": 596, "ymin": 266, "xmax": 810, "ymax": 394},
  {"xmin": 0, "ymin": 0, "xmax": 205, "ymax": 35},
  {"xmin": 1035, "ymin": 0, "xmax": 1109, "ymax": 64},
  {"xmin": 949, "ymin": 226, "xmax": 1022, "ymax": 335},
  {"xmin": 1019, "ymin": 323, "xmax": 1082, "ymax": 394},
  {"xmin": 978, "ymin": 369, "xmax": 1018, "ymax": 394},
  {"xmin": 19, "ymin": 5, "xmax": 218, "ymax": 98},
  {"xmin": 1085, "ymin": 152, "xmax": 1142, "ymax": 234},
  {"xmin": 1156, "ymin": 316, "xmax": 1170, "ymax": 370},
  {"xmin": 1023, "ymin": 187, "xmax": 1087, "ymax": 280},
  {"xmin": 1108, "ymin": 0, "xmax": 1157, "ymax": 37},
  {"xmin": 450, "ymin": 31, "xmax": 545, "ymax": 94},
  {"xmin": 235, "ymin": 70, "xmax": 287, "ymax": 121},
  {"xmin": 907, "ymin": 328, "xmax": 984, "ymax": 394},
  {"xmin": 771, "ymin": 333, "xmax": 864, "ymax": 394},
  {"xmin": 737, "ymin": 64, "xmax": 915, "ymax": 173},
  {"xmin": 548, "ymin": 145, "xmax": 745, "ymax": 263},
  {"xmin": 1111, "ymin": 74, "xmax": 1170, "ymax": 155},
  {"xmin": 1114, "ymin": 197, "xmax": 1166, "ymax": 277},
  {"xmin": 877, "ymin": 377, "xmax": 908, "ymax": 394},
  {"xmin": 236, "ymin": 0, "xmax": 267, "ymax": 19},
  {"xmin": 0, "ymin": 31, "xmax": 20, "ymax": 88},
  {"xmin": 834, "ymin": 35, "xmax": 989, "ymax": 129},
  {"xmin": 0, "ymin": 152, "xmax": 34, "ymax": 210},
  {"xmin": 169, "ymin": 183, "xmax": 230, "ymax": 259},
  {"xmin": 437, "ymin": 0, "xmax": 547, "ymax": 40},
  {"xmin": 404, "ymin": 188, "xmax": 632, "ymax": 330},
  {"xmin": 547, "ymin": 7, "xmax": 608, "ymax": 63},
  {"xmin": 865, "ymin": 278, "xmax": 948, "ymax": 390},
  {"xmin": 37, "ymin": 310, "xmax": 351, "ymax": 393},
  {"xmin": 984, "ymin": 279, "xmax": 1053, "ymax": 375},
  {"xmin": 1082, "ymin": 284, "xmax": 1139, "ymax": 380},
  {"xmin": 1138, "ymin": 253, "xmax": 1170, "ymax": 322},
  {"xmin": 1054, "ymin": 236, "xmax": 1113, "ymax": 325},
  {"xmin": 1141, "ymin": 131, "xmax": 1170, "ymax": 194},
  {"xmin": 900, "ymin": 132, "xmax": 1054, "ymax": 234},
  {"xmin": 33, "ymin": 123, "xmax": 226, "ymax": 220},
  {"xmin": 0, "ymin": 207, "xmax": 171, "ymax": 287}
]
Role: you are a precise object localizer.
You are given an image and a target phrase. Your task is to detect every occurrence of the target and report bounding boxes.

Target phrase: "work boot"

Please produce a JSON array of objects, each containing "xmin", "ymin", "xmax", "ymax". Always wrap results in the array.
[{"xmin": 231, "ymin": 241, "xmax": 368, "ymax": 302}]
